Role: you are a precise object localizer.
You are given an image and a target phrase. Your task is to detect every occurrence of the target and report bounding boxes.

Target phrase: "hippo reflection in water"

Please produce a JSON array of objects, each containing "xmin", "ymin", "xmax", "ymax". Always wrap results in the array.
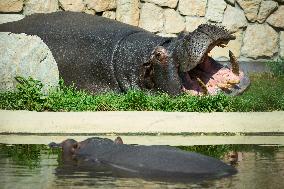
[{"xmin": 50, "ymin": 137, "xmax": 237, "ymax": 182}]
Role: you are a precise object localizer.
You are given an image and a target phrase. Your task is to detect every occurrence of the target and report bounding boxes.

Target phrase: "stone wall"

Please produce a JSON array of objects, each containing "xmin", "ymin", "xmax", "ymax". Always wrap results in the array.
[{"xmin": 0, "ymin": 0, "xmax": 284, "ymax": 61}]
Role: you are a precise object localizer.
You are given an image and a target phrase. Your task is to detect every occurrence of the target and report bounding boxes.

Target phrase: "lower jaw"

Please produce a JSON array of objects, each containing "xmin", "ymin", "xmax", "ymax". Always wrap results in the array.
[{"xmin": 180, "ymin": 57, "xmax": 250, "ymax": 96}]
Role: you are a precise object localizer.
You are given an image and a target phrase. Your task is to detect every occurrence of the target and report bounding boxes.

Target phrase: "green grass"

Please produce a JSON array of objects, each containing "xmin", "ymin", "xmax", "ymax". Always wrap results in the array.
[{"xmin": 0, "ymin": 72, "xmax": 283, "ymax": 112}]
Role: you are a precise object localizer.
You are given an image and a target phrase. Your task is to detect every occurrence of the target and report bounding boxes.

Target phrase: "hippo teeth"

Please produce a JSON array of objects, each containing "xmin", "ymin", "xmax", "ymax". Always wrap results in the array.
[
  {"xmin": 181, "ymin": 50, "xmax": 246, "ymax": 96},
  {"xmin": 197, "ymin": 78, "xmax": 208, "ymax": 95},
  {"xmin": 229, "ymin": 50, "xmax": 240, "ymax": 76}
]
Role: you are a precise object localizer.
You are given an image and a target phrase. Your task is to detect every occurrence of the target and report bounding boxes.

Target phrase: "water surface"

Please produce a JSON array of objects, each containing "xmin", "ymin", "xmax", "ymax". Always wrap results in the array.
[{"xmin": 0, "ymin": 144, "xmax": 283, "ymax": 189}]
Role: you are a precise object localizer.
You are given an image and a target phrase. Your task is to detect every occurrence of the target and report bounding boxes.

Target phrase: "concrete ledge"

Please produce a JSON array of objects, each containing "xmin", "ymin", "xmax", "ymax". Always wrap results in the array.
[
  {"xmin": 0, "ymin": 110, "xmax": 284, "ymax": 134},
  {"xmin": 1, "ymin": 135, "xmax": 283, "ymax": 145}
]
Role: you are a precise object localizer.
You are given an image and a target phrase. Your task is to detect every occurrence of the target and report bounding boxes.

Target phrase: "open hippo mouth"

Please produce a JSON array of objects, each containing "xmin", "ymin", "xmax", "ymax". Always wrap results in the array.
[{"xmin": 177, "ymin": 24, "xmax": 250, "ymax": 96}]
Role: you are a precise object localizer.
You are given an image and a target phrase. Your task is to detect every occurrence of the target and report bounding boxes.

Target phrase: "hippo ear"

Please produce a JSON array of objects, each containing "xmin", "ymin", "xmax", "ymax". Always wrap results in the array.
[
  {"xmin": 150, "ymin": 46, "xmax": 169, "ymax": 65},
  {"xmin": 114, "ymin": 137, "xmax": 123, "ymax": 144}
]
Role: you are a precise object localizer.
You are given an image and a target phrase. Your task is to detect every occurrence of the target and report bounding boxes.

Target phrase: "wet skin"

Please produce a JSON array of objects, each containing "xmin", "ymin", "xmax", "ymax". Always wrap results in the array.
[
  {"xmin": 0, "ymin": 11, "xmax": 250, "ymax": 96},
  {"xmin": 50, "ymin": 137, "xmax": 237, "ymax": 182}
]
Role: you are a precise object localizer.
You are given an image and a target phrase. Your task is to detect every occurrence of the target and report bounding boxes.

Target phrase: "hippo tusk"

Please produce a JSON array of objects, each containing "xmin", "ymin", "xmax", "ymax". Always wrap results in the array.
[
  {"xmin": 197, "ymin": 78, "xmax": 208, "ymax": 95},
  {"xmin": 217, "ymin": 83, "xmax": 232, "ymax": 90},
  {"xmin": 229, "ymin": 50, "xmax": 239, "ymax": 76}
]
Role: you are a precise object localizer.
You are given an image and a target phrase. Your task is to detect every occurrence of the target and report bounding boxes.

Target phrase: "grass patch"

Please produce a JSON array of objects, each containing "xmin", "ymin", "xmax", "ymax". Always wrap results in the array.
[{"xmin": 0, "ymin": 73, "xmax": 283, "ymax": 112}]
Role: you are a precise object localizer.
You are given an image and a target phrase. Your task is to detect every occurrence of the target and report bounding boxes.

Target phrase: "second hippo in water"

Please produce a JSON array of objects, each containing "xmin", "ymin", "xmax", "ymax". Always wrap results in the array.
[
  {"xmin": 50, "ymin": 137, "xmax": 237, "ymax": 182},
  {"xmin": 0, "ymin": 11, "xmax": 249, "ymax": 96}
]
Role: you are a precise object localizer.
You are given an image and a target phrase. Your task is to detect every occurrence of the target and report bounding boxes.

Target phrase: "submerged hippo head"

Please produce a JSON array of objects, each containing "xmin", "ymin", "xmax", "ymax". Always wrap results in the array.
[{"xmin": 146, "ymin": 24, "xmax": 250, "ymax": 96}]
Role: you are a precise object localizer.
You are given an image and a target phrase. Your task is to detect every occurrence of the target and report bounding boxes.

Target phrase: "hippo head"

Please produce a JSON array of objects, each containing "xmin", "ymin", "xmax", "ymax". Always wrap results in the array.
[
  {"xmin": 50, "ymin": 137, "xmax": 123, "ymax": 159},
  {"xmin": 146, "ymin": 24, "xmax": 250, "ymax": 96}
]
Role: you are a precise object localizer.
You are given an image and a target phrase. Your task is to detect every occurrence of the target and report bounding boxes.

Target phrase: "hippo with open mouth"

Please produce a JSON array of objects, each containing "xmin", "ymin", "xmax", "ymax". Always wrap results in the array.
[
  {"xmin": 0, "ymin": 11, "xmax": 250, "ymax": 96},
  {"xmin": 50, "ymin": 137, "xmax": 237, "ymax": 182}
]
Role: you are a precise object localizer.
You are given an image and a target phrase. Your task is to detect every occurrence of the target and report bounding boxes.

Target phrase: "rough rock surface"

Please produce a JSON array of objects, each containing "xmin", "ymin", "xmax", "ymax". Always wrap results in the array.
[
  {"xmin": 267, "ymin": 6, "xmax": 284, "ymax": 29},
  {"xmin": 280, "ymin": 32, "xmax": 284, "ymax": 58},
  {"xmin": 0, "ymin": 14, "xmax": 25, "ymax": 24},
  {"xmin": 257, "ymin": 1, "xmax": 278, "ymax": 23},
  {"xmin": 164, "ymin": 9, "xmax": 185, "ymax": 33},
  {"xmin": 178, "ymin": 0, "xmax": 207, "ymax": 16},
  {"xmin": 23, "ymin": 0, "xmax": 59, "ymax": 15},
  {"xmin": 222, "ymin": 5, "xmax": 247, "ymax": 33},
  {"xmin": 185, "ymin": 16, "xmax": 207, "ymax": 32},
  {"xmin": 205, "ymin": 0, "xmax": 227, "ymax": 23},
  {"xmin": 143, "ymin": 0, "xmax": 178, "ymax": 8},
  {"xmin": 241, "ymin": 24, "xmax": 278, "ymax": 59},
  {"xmin": 139, "ymin": 3, "xmax": 164, "ymax": 32},
  {"xmin": 116, "ymin": 0, "xmax": 139, "ymax": 26},
  {"xmin": 225, "ymin": 0, "xmax": 235, "ymax": 6},
  {"xmin": 0, "ymin": 32, "xmax": 59, "ymax": 92},
  {"xmin": 0, "ymin": 0, "xmax": 23, "ymax": 12},
  {"xmin": 102, "ymin": 11, "xmax": 116, "ymax": 20},
  {"xmin": 59, "ymin": 0, "xmax": 85, "ymax": 12},
  {"xmin": 85, "ymin": 0, "xmax": 116, "ymax": 12},
  {"xmin": 210, "ymin": 30, "xmax": 243, "ymax": 60},
  {"xmin": 237, "ymin": 0, "xmax": 261, "ymax": 22}
]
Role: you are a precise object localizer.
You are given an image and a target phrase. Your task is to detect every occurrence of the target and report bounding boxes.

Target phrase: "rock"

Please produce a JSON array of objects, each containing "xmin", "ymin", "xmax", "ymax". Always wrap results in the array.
[
  {"xmin": 267, "ymin": 6, "xmax": 284, "ymax": 29},
  {"xmin": 85, "ymin": 0, "xmax": 116, "ymax": 12},
  {"xmin": 0, "ymin": 32, "xmax": 59, "ymax": 93},
  {"xmin": 143, "ymin": 0, "xmax": 178, "ymax": 8},
  {"xmin": 0, "ymin": 0, "xmax": 23, "ymax": 12},
  {"xmin": 139, "ymin": 3, "xmax": 164, "ymax": 32},
  {"xmin": 116, "ymin": 0, "xmax": 140, "ymax": 26},
  {"xmin": 164, "ymin": 9, "xmax": 185, "ymax": 33},
  {"xmin": 0, "ymin": 14, "xmax": 25, "ymax": 24},
  {"xmin": 225, "ymin": 0, "xmax": 235, "ymax": 6},
  {"xmin": 257, "ymin": 1, "xmax": 278, "ymax": 24},
  {"xmin": 205, "ymin": 0, "xmax": 227, "ymax": 23},
  {"xmin": 178, "ymin": 0, "xmax": 207, "ymax": 16},
  {"xmin": 185, "ymin": 16, "xmax": 207, "ymax": 32},
  {"xmin": 24, "ymin": 0, "xmax": 59, "ymax": 15},
  {"xmin": 274, "ymin": 0, "xmax": 284, "ymax": 3},
  {"xmin": 156, "ymin": 33, "xmax": 177, "ymax": 37},
  {"xmin": 236, "ymin": 0, "xmax": 261, "ymax": 22},
  {"xmin": 84, "ymin": 8, "xmax": 96, "ymax": 15},
  {"xmin": 59, "ymin": 0, "xmax": 85, "ymax": 12},
  {"xmin": 210, "ymin": 30, "xmax": 243, "ymax": 61},
  {"xmin": 102, "ymin": 11, "xmax": 116, "ymax": 20},
  {"xmin": 241, "ymin": 24, "xmax": 278, "ymax": 59},
  {"xmin": 280, "ymin": 32, "xmax": 284, "ymax": 58},
  {"xmin": 222, "ymin": 5, "xmax": 247, "ymax": 33}
]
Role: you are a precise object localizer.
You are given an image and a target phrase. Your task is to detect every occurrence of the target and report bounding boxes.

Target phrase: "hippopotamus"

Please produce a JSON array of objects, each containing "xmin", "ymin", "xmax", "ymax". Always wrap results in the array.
[
  {"xmin": 50, "ymin": 137, "xmax": 237, "ymax": 182},
  {"xmin": 0, "ymin": 11, "xmax": 250, "ymax": 96}
]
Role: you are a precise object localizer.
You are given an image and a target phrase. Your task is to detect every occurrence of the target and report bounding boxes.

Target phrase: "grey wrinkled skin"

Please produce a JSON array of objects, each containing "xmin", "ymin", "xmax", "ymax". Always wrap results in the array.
[
  {"xmin": 51, "ymin": 137, "xmax": 237, "ymax": 182},
  {"xmin": 0, "ymin": 11, "xmax": 249, "ymax": 96}
]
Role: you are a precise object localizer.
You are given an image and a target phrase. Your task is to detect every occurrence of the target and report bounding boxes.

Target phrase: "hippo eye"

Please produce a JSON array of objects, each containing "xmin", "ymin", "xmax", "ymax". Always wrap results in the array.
[{"xmin": 73, "ymin": 143, "xmax": 78, "ymax": 149}]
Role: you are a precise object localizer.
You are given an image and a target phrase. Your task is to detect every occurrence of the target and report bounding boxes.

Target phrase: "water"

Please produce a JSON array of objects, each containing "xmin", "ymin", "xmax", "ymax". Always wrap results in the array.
[{"xmin": 0, "ymin": 144, "xmax": 283, "ymax": 189}]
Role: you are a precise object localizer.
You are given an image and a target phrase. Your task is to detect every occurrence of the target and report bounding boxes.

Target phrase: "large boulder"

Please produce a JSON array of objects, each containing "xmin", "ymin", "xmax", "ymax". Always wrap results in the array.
[
  {"xmin": 178, "ymin": 0, "xmax": 207, "ymax": 16},
  {"xmin": 241, "ymin": 24, "xmax": 278, "ymax": 59},
  {"xmin": 143, "ymin": 0, "xmax": 178, "ymax": 8},
  {"xmin": 58, "ymin": 0, "xmax": 85, "ymax": 12},
  {"xmin": 236, "ymin": 0, "xmax": 262, "ymax": 22},
  {"xmin": 116, "ymin": 0, "xmax": 140, "ymax": 26},
  {"xmin": 267, "ymin": 6, "xmax": 284, "ymax": 29},
  {"xmin": 164, "ymin": 9, "xmax": 185, "ymax": 34},
  {"xmin": 222, "ymin": 5, "xmax": 247, "ymax": 33},
  {"xmin": 257, "ymin": 1, "xmax": 278, "ymax": 24},
  {"xmin": 0, "ymin": 32, "xmax": 59, "ymax": 93},
  {"xmin": 23, "ymin": 0, "xmax": 59, "ymax": 15},
  {"xmin": 139, "ymin": 3, "xmax": 164, "ymax": 32},
  {"xmin": 205, "ymin": 0, "xmax": 227, "ymax": 23},
  {"xmin": 0, "ymin": 0, "xmax": 23, "ymax": 13},
  {"xmin": 0, "ymin": 14, "xmax": 25, "ymax": 24},
  {"xmin": 85, "ymin": 0, "xmax": 116, "ymax": 12}
]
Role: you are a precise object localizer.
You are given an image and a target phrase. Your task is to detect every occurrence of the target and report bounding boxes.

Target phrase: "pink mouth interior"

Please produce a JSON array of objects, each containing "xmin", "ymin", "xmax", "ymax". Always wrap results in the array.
[{"xmin": 181, "ymin": 56, "xmax": 245, "ymax": 95}]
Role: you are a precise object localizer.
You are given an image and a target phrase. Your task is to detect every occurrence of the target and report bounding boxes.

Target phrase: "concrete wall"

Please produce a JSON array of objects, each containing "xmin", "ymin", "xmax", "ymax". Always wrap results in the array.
[{"xmin": 0, "ymin": 0, "xmax": 284, "ymax": 62}]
